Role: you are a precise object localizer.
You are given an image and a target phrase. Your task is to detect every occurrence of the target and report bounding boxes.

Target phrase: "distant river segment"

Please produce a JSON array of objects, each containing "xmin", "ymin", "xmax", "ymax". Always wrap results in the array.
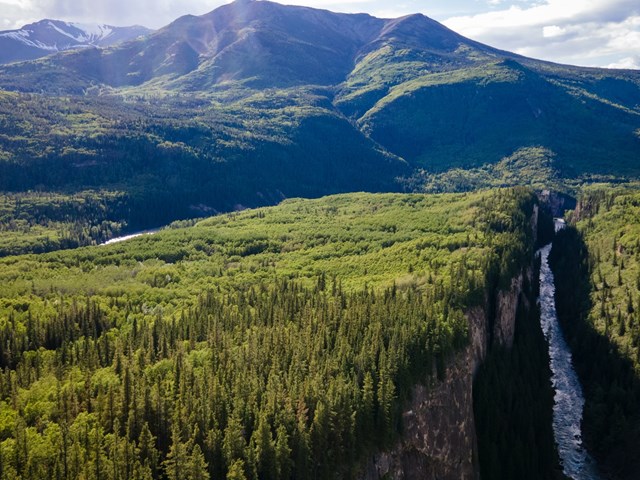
[
  {"xmin": 538, "ymin": 224, "xmax": 601, "ymax": 480},
  {"xmin": 101, "ymin": 228, "xmax": 159, "ymax": 245}
]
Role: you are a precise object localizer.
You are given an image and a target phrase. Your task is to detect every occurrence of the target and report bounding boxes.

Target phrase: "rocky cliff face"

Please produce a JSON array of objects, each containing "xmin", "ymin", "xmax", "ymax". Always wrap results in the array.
[
  {"xmin": 361, "ymin": 269, "xmax": 529, "ymax": 480},
  {"xmin": 538, "ymin": 190, "xmax": 575, "ymax": 218},
  {"xmin": 493, "ymin": 272, "xmax": 525, "ymax": 350}
]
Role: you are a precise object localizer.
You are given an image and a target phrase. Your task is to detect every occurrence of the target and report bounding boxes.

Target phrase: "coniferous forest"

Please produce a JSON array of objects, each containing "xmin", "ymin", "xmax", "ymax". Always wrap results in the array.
[{"xmin": 0, "ymin": 190, "xmax": 538, "ymax": 479}]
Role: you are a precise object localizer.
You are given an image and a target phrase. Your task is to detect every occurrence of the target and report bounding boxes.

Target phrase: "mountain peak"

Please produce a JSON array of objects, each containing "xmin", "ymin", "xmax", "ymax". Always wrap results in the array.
[{"xmin": 0, "ymin": 19, "xmax": 152, "ymax": 65}]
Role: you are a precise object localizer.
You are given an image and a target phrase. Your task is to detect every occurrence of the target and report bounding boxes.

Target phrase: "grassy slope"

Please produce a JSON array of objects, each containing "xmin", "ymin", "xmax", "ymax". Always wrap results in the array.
[
  {"xmin": 0, "ymin": 189, "xmax": 536, "ymax": 479},
  {"xmin": 349, "ymin": 59, "xmax": 640, "ymax": 176}
]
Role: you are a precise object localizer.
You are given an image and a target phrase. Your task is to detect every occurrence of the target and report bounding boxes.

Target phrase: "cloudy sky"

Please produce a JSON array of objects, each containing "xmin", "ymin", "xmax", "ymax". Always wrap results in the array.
[{"xmin": 1, "ymin": 0, "xmax": 639, "ymax": 69}]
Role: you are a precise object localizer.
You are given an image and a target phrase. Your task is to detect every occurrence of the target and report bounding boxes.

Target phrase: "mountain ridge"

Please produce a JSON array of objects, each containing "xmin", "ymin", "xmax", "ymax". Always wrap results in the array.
[
  {"xmin": 2, "ymin": 2, "xmax": 638, "ymax": 101},
  {"xmin": 0, "ymin": 19, "xmax": 153, "ymax": 65},
  {"xmin": 0, "ymin": 1, "xmax": 519, "ymax": 91}
]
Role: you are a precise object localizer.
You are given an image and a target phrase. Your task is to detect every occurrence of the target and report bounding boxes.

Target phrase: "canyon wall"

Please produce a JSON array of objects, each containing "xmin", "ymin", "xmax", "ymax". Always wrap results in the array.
[{"xmin": 361, "ymin": 271, "xmax": 527, "ymax": 480}]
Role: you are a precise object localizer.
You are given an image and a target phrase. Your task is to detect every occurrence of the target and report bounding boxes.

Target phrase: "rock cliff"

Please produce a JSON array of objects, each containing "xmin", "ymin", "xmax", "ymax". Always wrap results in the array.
[{"xmin": 361, "ymin": 268, "xmax": 530, "ymax": 480}]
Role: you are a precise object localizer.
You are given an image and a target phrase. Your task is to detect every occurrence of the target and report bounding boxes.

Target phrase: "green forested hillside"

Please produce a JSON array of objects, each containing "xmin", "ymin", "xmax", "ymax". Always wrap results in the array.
[
  {"xmin": 0, "ymin": 189, "xmax": 536, "ymax": 480},
  {"xmin": 0, "ymin": 1, "xmax": 638, "ymax": 239},
  {"xmin": 551, "ymin": 185, "xmax": 640, "ymax": 480},
  {"xmin": 0, "ymin": 88, "xmax": 406, "ymax": 242},
  {"xmin": 402, "ymin": 147, "xmax": 566, "ymax": 194},
  {"xmin": 0, "ymin": 2, "xmax": 636, "ymax": 478},
  {"xmin": 0, "ymin": 191, "xmax": 130, "ymax": 257},
  {"xmin": 354, "ymin": 59, "xmax": 640, "ymax": 176}
]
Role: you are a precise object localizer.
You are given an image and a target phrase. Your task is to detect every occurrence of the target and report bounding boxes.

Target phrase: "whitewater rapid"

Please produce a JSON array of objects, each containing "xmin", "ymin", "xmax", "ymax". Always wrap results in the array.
[{"xmin": 538, "ymin": 229, "xmax": 601, "ymax": 479}]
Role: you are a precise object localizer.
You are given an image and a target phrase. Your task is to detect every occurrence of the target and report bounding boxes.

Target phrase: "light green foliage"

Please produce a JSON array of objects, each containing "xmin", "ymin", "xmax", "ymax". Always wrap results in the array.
[
  {"xmin": 0, "ymin": 189, "xmax": 536, "ymax": 479},
  {"xmin": 402, "ymin": 147, "xmax": 566, "ymax": 194},
  {"xmin": 572, "ymin": 184, "xmax": 640, "ymax": 362},
  {"xmin": 0, "ymin": 191, "xmax": 530, "ymax": 301}
]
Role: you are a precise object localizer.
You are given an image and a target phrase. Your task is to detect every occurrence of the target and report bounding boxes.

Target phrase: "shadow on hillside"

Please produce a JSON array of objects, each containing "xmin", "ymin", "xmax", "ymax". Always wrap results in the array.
[{"xmin": 550, "ymin": 227, "xmax": 640, "ymax": 480}]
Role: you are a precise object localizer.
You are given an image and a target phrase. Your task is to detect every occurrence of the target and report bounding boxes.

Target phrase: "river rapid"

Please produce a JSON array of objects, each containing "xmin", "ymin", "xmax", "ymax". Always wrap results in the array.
[{"xmin": 538, "ymin": 222, "xmax": 601, "ymax": 479}]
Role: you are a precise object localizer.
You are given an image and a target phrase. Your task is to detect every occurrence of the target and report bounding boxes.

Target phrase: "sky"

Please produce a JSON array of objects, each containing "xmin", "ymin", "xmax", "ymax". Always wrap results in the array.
[{"xmin": 1, "ymin": 0, "xmax": 639, "ymax": 69}]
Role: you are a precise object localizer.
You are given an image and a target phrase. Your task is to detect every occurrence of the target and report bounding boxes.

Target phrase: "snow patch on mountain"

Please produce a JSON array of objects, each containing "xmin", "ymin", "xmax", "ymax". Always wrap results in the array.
[
  {"xmin": 72, "ymin": 23, "xmax": 114, "ymax": 40},
  {"xmin": 0, "ymin": 30, "xmax": 59, "ymax": 51},
  {"xmin": 47, "ymin": 21, "xmax": 115, "ymax": 44},
  {"xmin": 0, "ymin": 20, "xmax": 152, "ymax": 64}
]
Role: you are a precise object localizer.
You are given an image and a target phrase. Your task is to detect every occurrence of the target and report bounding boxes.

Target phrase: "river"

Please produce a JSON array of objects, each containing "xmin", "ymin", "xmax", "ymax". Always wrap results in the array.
[
  {"xmin": 101, "ymin": 228, "xmax": 160, "ymax": 245},
  {"xmin": 538, "ymin": 222, "xmax": 601, "ymax": 480}
]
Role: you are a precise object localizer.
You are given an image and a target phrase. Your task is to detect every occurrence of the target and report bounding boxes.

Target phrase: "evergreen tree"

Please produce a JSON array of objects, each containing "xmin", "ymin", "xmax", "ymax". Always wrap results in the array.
[
  {"xmin": 164, "ymin": 424, "xmax": 188, "ymax": 480},
  {"xmin": 188, "ymin": 443, "xmax": 209, "ymax": 480},
  {"xmin": 226, "ymin": 459, "xmax": 247, "ymax": 480}
]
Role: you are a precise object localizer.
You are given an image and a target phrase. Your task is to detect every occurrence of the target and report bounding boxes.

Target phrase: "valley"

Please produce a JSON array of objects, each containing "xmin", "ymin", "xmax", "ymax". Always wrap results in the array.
[
  {"xmin": 551, "ymin": 187, "xmax": 640, "ymax": 480},
  {"xmin": 0, "ymin": 1, "xmax": 638, "ymax": 479}
]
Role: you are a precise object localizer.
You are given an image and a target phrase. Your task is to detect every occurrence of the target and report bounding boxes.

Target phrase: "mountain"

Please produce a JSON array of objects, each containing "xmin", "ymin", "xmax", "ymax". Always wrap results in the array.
[
  {"xmin": 0, "ymin": 19, "xmax": 152, "ymax": 64},
  {"xmin": 0, "ymin": 0, "xmax": 638, "ymax": 229},
  {"xmin": 0, "ymin": 2, "xmax": 503, "ymax": 91}
]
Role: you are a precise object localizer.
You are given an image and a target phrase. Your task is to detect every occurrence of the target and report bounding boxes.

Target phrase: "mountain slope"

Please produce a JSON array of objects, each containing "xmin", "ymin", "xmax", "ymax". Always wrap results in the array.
[
  {"xmin": 0, "ymin": 1, "xmax": 387, "ymax": 91},
  {"xmin": 0, "ymin": 0, "xmax": 638, "ymax": 228},
  {"xmin": 0, "ymin": 19, "xmax": 152, "ymax": 64},
  {"xmin": 352, "ymin": 59, "xmax": 640, "ymax": 175},
  {"xmin": 0, "ymin": 2, "xmax": 502, "ymax": 92},
  {"xmin": 0, "ymin": 87, "xmax": 406, "ymax": 230}
]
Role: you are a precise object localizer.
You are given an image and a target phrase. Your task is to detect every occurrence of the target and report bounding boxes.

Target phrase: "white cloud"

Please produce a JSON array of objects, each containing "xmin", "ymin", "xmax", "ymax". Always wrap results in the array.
[
  {"xmin": 1, "ymin": 0, "xmax": 231, "ymax": 28},
  {"xmin": 443, "ymin": 0, "xmax": 640, "ymax": 68},
  {"xmin": 606, "ymin": 55, "xmax": 640, "ymax": 69},
  {"xmin": 542, "ymin": 25, "xmax": 565, "ymax": 38},
  {"xmin": 275, "ymin": 0, "xmax": 395, "ymax": 17},
  {"xmin": 0, "ymin": 0, "xmax": 39, "ymax": 29},
  {"xmin": 0, "ymin": 0, "xmax": 31, "ymax": 7},
  {"xmin": 371, "ymin": 7, "xmax": 416, "ymax": 19}
]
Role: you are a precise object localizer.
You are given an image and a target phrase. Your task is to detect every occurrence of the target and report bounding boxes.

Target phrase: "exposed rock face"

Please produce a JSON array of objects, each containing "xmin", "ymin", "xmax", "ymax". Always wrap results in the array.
[
  {"xmin": 361, "ymin": 270, "xmax": 528, "ymax": 480},
  {"xmin": 538, "ymin": 190, "xmax": 576, "ymax": 218},
  {"xmin": 361, "ymin": 350, "xmax": 478, "ymax": 480},
  {"xmin": 493, "ymin": 273, "xmax": 524, "ymax": 349}
]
